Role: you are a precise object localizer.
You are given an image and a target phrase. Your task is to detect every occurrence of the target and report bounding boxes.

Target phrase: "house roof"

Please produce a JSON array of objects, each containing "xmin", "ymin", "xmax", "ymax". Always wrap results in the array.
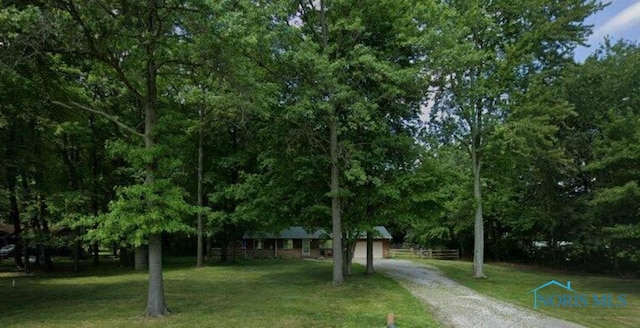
[
  {"xmin": 244, "ymin": 226, "xmax": 328, "ymax": 240},
  {"xmin": 357, "ymin": 226, "xmax": 393, "ymax": 239},
  {"xmin": 243, "ymin": 226, "xmax": 392, "ymax": 240}
]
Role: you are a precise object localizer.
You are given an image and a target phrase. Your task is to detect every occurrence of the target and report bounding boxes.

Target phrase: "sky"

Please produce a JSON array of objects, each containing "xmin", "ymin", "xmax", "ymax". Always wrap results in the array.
[{"xmin": 574, "ymin": 0, "xmax": 640, "ymax": 61}]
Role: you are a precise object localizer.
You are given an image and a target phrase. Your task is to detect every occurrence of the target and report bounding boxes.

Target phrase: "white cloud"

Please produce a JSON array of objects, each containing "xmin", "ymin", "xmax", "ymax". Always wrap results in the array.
[{"xmin": 594, "ymin": 1, "xmax": 640, "ymax": 38}]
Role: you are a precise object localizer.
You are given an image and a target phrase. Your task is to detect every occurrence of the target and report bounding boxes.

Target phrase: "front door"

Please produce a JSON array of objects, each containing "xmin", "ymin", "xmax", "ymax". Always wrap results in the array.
[{"xmin": 302, "ymin": 239, "xmax": 311, "ymax": 256}]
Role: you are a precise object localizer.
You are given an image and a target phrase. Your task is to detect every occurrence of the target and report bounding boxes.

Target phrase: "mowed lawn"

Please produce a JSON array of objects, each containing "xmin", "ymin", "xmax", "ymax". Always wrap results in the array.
[
  {"xmin": 0, "ymin": 258, "xmax": 438, "ymax": 328},
  {"xmin": 415, "ymin": 258, "xmax": 640, "ymax": 328}
]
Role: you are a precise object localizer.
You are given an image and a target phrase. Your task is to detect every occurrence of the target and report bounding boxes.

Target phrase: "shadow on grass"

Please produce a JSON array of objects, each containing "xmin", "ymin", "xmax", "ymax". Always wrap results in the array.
[
  {"xmin": 0, "ymin": 259, "xmax": 408, "ymax": 326},
  {"xmin": 0, "ymin": 255, "xmax": 235, "ymax": 279},
  {"xmin": 0, "ymin": 256, "xmax": 139, "ymax": 278}
]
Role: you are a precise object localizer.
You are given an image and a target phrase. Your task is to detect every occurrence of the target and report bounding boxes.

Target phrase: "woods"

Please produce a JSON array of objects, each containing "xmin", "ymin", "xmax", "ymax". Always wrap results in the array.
[{"xmin": 1, "ymin": 0, "xmax": 639, "ymax": 317}]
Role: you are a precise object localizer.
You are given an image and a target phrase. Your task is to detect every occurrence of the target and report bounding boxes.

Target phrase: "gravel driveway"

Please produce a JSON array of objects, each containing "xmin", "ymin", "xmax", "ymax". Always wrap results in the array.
[{"xmin": 363, "ymin": 259, "xmax": 584, "ymax": 328}]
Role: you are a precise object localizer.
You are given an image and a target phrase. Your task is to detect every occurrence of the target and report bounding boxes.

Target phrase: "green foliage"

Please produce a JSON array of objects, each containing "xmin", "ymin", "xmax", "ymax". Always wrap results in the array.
[
  {"xmin": 1, "ymin": 0, "xmax": 638, "ymax": 283},
  {"xmin": 399, "ymin": 146, "xmax": 474, "ymax": 248},
  {"xmin": 420, "ymin": 0, "xmax": 602, "ymax": 272},
  {"xmin": 575, "ymin": 42, "xmax": 640, "ymax": 273},
  {"xmin": 88, "ymin": 179, "xmax": 196, "ymax": 247}
]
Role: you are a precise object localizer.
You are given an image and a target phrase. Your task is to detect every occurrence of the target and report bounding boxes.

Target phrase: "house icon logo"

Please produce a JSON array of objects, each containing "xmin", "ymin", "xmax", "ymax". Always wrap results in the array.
[
  {"xmin": 529, "ymin": 280, "xmax": 628, "ymax": 309},
  {"xmin": 529, "ymin": 280, "xmax": 576, "ymax": 310}
]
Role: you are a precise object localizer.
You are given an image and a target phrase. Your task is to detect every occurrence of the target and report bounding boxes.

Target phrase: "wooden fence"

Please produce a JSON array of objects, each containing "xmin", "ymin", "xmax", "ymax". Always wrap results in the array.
[
  {"xmin": 391, "ymin": 248, "xmax": 459, "ymax": 260},
  {"xmin": 209, "ymin": 247, "xmax": 245, "ymax": 260}
]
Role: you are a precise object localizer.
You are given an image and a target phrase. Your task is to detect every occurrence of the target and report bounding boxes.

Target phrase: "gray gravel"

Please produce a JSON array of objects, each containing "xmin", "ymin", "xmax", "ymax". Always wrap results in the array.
[{"xmin": 362, "ymin": 259, "xmax": 584, "ymax": 328}]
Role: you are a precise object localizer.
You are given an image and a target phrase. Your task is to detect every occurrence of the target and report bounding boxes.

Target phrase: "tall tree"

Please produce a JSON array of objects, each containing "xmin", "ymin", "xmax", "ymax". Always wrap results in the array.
[
  {"xmin": 564, "ymin": 41, "xmax": 640, "ymax": 273},
  {"xmin": 44, "ymin": 0, "xmax": 211, "ymax": 316},
  {"xmin": 172, "ymin": 8, "xmax": 279, "ymax": 265},
  {"xmin": 0, "ymin": 3, "xmax": 73, "ymax": 271},
  {"xmin": 428, "ymin": 0, "xmax": 600, "ymax": 278},
  {"xmin": 249, "ymin": 0, "xmax": 427, "ymax": 285}
]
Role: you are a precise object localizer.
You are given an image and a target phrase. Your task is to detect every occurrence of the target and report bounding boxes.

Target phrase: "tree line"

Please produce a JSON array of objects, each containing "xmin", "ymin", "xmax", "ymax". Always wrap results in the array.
[{"xmin": 2, "ymin": 0, "xmax": 637, "ymax": 317}]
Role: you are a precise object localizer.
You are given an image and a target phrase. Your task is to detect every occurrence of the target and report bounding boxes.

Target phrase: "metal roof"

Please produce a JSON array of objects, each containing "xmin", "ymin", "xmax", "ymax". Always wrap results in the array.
[{"xmin": 243, "ymin": 226, "xmax": 392, "ymax": 240}]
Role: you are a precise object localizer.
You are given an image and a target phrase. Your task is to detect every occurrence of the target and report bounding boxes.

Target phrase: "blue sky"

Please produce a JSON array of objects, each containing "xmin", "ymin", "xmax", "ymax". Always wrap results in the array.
[{"xmin": 574, "ymin": 0, "xmax": 640, "ymax": 61}]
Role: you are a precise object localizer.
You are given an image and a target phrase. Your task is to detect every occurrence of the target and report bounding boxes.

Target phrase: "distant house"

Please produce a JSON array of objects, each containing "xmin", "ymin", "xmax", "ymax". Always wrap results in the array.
[{"xmin": 242, "ymin": 226, "xmax": 393, "ymax": 259}]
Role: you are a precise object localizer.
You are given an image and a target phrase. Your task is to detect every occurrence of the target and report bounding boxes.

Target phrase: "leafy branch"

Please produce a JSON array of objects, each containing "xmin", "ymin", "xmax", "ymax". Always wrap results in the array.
[{"xmin": 52, "ymin": 101, "xmax": 144, "ymax": 138}]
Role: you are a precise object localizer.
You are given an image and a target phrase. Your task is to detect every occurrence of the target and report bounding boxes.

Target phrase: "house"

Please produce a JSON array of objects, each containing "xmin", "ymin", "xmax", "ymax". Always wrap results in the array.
[{"xmin": 242, "ymin": 226, "xmax": 393, "ymax": 259}]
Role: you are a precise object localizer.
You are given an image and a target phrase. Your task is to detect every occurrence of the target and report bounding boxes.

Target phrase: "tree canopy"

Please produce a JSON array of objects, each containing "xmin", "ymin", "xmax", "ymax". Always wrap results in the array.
[{"xmin": 2, "ymin": 0, "xmax": 639, "ymax": 318}]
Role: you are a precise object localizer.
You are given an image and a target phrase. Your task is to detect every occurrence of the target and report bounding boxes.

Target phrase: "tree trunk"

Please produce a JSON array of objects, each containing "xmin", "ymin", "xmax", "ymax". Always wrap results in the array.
[
  {"xmin": 23, "ymin": 226, "xmax": 31, "ymax": 274},
  {"xmin": 196, "ymin": 114, "xmax": 204, "ymax": 267},
  {"xmin": 6, "ymin": 125, "xmax": 23, "ymax": 268},
  {"xmin": 73, "ymin": 231, "xmax": 81, "ymax": 273},
  {"xmin": 119, "ymin": 247, "xmax": 131, "ymax": 267},
  {"xmin": 42, "ymin": 217, "xmax": 53, "ymax": 271},
  {"xmin": 342, "ymin": 235, "xmax": 355, "ymax": 277},
  {"xmin": 90, "ymin": 116, "xmax": 100, "ymax": 266},
  {"xmin": 206, "ymin": 237, "xmax": 211, "ymax": 259},
  {"xmin": 58, "ymin": 129, "xmax": 83, "ymax": 273},
  {"xmin": 366, "ymin": 230, "xmax": 374, "ymax": 275},
  {"xmin": 471, "ymin": 145, "xmax": 486, "ymax": 278},
  {"xmin": 34, "ymin": 161, "xmax": 51, "ymax": 270},
  {"xmin": 20, "ymin": 170, "xmax": 31, "ymax": 274},
  {"xmin": 344, "ymin": 257, "xmax": 352, "ymax": 276},
  {"xmin": 33, "ymin": 153, "xmax": 44, "ymax": 269},
  {"xmin": 135, "ymin": 246, "xmax": 149, "ymax": 270},
  {"xmin": 7, "ymin": 171, "xmax": 23, "ymax": 268},
  {"xmin": 220, "ymin": 235, "xmax": 229, "ymax": 262},
  {"xmin": 146, "ymin": 233, "xmax": 167, "ymax": 316},
  {"xmin": 330, "ymin": 118, "xmax": 344, "ymax": 285},
  {"xmin": 141, "ymin": 8, "xmax": 168, "ymax": 314},
  {"xmin": 93, "ymin": 242, "xmax": 100, "ymax": 266}
]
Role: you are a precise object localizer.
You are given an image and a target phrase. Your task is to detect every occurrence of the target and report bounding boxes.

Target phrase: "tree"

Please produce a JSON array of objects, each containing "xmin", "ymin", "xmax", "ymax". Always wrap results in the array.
[
  {"xmin": 175, "ymin": 6, "xmax": 281, "ymax": 265},
  {"xmin": 247, "ymin": 0, "xmax": 426, "ymax": 284},
  {"xmin": 396, "ymin": 145, "xmax": 474, "ymax": 253},
  {"xmin": 563, "ymin": 41, "xmax": 640, "ymax": 274},
  {"xmin": 428, "ymin": 0, "xmax": 600, "ymax": 278},
  {"xmin": 0, "ymin": 3, "xmax": 77, "ymax": 272},
  {"xmin": 43, "ymin": 0, "xmax": 216, "ymax": 316},
  {"xmin": 481, "ymin": 72, "xmax": 575, "ymax": 263}
]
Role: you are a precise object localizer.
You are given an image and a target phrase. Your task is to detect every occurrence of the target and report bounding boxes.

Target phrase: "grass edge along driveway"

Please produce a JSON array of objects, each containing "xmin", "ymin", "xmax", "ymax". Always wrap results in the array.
[{"xmin": 412, "ymin": 258, "xmax": 639, "ymax": 328}]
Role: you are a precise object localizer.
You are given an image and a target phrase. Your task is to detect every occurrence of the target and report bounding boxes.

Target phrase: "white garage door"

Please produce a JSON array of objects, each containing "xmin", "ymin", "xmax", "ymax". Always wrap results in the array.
[{"xmin": 353, "ymin": 241, "xmax": 383, "ymax": 259}]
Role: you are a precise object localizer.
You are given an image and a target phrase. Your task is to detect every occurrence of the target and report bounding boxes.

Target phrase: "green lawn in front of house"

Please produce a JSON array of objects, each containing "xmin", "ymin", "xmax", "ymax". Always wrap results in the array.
[{"xmin": 0, "ymin": 258, "xmax": 439, "ymax": 328}]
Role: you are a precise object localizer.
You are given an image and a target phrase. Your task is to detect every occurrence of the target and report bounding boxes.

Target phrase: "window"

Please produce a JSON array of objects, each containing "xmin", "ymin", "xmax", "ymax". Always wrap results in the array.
[
  {"xmin": 283, "ymin": 239, "xmax": 293, "ymax": 249},
  {"xmin": 254, "ymin": 240, "xmax": 263, "ymax": 249}
]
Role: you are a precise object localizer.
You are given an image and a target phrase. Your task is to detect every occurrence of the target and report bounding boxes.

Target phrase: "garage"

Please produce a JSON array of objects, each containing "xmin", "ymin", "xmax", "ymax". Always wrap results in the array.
[{"xmin": 353, "ymin": 241, "xmax": 384, "ymax": 259}]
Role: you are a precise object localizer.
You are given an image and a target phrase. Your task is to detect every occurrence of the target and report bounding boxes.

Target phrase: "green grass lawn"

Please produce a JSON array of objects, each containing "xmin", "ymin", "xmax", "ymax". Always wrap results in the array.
[
  {"xmin": 0, "ymin": 258, "xmax": 439, "ymax": 328},
  {"xmin": 410, "ymin": 258, "xmax": 640, "ymax": 328}
]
